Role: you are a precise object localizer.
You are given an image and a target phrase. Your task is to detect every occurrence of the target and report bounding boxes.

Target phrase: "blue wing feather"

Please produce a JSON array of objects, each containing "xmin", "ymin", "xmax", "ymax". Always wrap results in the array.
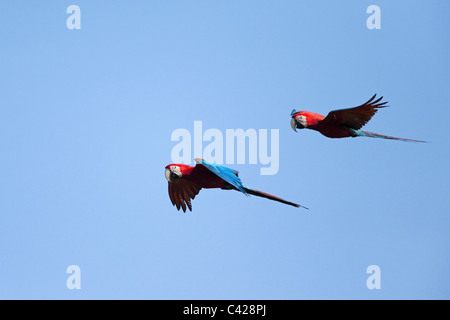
[{"xmin": 195, "ymin": 158, "xmax": 248, "ymax": 195}]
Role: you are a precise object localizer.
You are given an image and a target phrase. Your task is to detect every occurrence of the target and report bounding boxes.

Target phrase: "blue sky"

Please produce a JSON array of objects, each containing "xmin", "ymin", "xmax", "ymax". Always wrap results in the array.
[{"xmin": 0, "ymin": 1, "xmax": 449, "ymax": 299}]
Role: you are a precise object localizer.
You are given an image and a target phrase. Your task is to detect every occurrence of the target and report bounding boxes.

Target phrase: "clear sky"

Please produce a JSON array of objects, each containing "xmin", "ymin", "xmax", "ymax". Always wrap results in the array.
[{"xmin": 0, "ymin": 1, "xmax": 449, "ymax": 299}]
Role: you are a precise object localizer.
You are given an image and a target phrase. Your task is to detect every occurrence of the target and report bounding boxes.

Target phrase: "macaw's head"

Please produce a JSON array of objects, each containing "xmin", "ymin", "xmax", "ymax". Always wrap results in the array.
[
  {"xmin": 165, "ymin": 164, "xmax": 183, "ymax": 182},
  {"xmin": 165, "ymin": 163, "xmax": 195, "ymax": 182},
  {"xmin": 290, "ymin": 109, "xmax": 308, "ymax": 132}
]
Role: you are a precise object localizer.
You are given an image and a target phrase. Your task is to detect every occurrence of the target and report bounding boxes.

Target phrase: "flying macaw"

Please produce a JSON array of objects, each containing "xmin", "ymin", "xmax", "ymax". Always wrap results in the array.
[
  {"xmin": 290, "ymin": 94, "xmax": 425, "ymax": 142},
  {"xmin": 165, "ymin": 158, "xmax": 307, "ymax": 212}
]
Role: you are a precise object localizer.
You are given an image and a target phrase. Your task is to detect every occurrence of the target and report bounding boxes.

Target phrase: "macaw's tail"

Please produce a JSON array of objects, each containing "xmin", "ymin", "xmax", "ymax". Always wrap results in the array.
[
  {"xmin": 242, "ymin": 187, "xmax": 308, "ymax": 209},
  {"xmin": 360, "ymin": 130, "xmax": 427, "ymax": 143}
]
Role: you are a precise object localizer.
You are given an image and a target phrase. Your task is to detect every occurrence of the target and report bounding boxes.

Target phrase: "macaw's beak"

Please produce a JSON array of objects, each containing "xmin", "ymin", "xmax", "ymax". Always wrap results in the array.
[
  {"xmin": 165, "ymin": 168, "xmax": 179, "ymax": 181},
  {"xmin": 291, "ymin": 118, "xmax": 297, "ymax": 132},
  {"xmin": 165, "ymin": 168, "xmax": 171, "ymax": 182}
]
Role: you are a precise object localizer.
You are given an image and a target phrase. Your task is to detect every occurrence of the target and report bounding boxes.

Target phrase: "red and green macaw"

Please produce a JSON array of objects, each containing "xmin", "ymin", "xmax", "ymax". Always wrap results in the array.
[
  {"xmin": 290, "ymin": 94, "xmax": 425, "ymax": 142},
  {"xmin": 165, "ymin": 159, "xmax": 307, "ymax": 212}
]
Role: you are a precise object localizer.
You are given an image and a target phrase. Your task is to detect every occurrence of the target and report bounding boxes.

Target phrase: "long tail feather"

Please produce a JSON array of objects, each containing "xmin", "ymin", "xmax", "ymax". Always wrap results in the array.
[
  {"xmin": 361, "ymin": 130, "xmax": 427, "ymax": 143},
  {"xmin": 242, "ymin": 187, "xmax": 308, "ymax": 209}
]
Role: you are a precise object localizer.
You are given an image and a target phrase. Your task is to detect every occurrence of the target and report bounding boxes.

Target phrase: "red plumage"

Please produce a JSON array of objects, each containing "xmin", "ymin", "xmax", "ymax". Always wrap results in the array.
[
  {"xmin": 290, "ymin": 94, "xmax": 425, "ymax": 142},
  {"xmin": 165, "ymin": 161, "xmax": 305, "ymax": 212}
]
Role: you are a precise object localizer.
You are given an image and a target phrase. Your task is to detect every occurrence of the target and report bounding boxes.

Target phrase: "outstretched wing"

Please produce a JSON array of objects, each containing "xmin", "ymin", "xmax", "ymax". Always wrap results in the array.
[
  {"xmin": 168, "ymin": 179, "xmax": 201, "ymax": 212},
  {"xmin": 194, "ymin": 158, "xmax": 247, "ymax": 195},
  {"xmin": 319, "ymin": 94, "xmax": 388, "ymax": 130}
]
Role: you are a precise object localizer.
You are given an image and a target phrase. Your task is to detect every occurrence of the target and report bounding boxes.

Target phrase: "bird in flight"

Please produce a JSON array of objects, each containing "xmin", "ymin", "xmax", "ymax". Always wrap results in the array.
[
  {"xmin": 290, "ymin": 94, "xmax": 426, "ymax": 142},
  {"xmin": 165, "ymin": 158, "xmax": 307, "ymax": 212}
]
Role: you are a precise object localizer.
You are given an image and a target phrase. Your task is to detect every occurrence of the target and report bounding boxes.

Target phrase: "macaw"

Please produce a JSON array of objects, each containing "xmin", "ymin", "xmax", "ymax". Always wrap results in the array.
[
  {"xmin": 290, "ymin": 94, "xmax": 426, "ymax": 142},
  {"xmin": 165, "ymin": 158, "xmax": 307, "ymax": 212}
]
